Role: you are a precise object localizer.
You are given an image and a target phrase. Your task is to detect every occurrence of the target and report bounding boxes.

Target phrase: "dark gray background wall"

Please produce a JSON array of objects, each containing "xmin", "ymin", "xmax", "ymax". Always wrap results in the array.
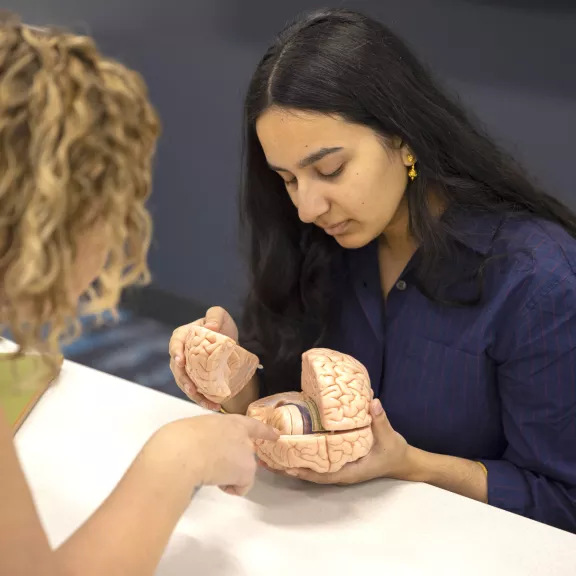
[{"xmin": 6, "ymin": 0, "xmax": 576, "ymax": 319}]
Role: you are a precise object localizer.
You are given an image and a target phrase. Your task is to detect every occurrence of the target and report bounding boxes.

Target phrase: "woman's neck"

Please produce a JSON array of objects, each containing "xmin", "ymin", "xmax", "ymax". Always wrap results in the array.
[
  {"xmin": 380, "ymin": 191, "xmax": 447, "ymax": 257},
  {"xmin": 379, "ymin": 197, "xmax": 416, "ymax": 259}
]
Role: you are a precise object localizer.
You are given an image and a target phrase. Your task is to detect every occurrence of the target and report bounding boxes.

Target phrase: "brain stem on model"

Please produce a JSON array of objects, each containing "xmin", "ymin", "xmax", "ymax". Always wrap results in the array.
[{"xmin": 182, "ymin": 326, "xmax": 375, "ymax": 474}]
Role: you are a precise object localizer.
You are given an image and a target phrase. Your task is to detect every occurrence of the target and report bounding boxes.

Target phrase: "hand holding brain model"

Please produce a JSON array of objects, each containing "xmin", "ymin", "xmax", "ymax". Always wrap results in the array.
[{"xmin": 179, "ymin": 325, "xmax": 380, "ymax": 475}]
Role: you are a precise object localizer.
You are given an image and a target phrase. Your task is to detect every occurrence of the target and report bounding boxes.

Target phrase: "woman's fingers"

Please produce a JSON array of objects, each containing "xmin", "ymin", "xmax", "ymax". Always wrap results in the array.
[
  {"xmin": 220, "ymin": 482, "xmax": 253, "ymax": 497},
  {"xmin": 169, "ymin": 319, "xmax": 205, "ymax": 366},
  {"xmin": 168, "ymin": 310, "xmax": 235, "ymax": 411},
  {"xmin": 241, "ymin": 417, "xmax": 280, "ymax": 442},
  {"xmin": 203, "ymin": 306, "xmax": 227, "ymax": 331}
]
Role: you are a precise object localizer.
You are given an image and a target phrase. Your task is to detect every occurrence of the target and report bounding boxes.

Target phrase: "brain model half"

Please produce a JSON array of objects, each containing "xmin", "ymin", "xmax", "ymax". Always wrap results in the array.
[
  {"xmin": 247, "ymin": 349, "xmax": 375, "ymax": 474},
  {"xmin": 184, "ymin": 325, "xmax": 260, "ymax": 403}
]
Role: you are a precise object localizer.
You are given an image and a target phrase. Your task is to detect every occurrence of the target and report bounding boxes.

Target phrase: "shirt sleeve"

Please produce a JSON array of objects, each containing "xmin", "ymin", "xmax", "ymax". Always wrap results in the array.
[{"xmin": 482, "ymin": 278, "xmax": 576, "ymax": 533}]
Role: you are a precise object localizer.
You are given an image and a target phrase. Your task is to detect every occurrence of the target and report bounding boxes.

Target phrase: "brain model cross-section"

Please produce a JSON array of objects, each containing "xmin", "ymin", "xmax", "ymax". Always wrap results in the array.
[
  {"xmin": 248, "ymin": 349, "xmax": 374, "ymax": 473},
  {"xmin": 182, "ymin": 326, "xmax": 374, "ymax": 473}
]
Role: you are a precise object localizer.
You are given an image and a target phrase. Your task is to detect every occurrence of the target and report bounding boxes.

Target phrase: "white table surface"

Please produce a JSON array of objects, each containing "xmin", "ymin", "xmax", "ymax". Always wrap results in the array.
[{"xmin": 13, "ymin": 358, "xmax": 576, "ymax": 576}]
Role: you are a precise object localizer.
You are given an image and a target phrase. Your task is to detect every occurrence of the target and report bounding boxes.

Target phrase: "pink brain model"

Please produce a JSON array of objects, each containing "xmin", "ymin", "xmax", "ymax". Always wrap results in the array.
[
  {"xmin": 247, "ymin": 349, "xmax": 375, "ymax": 474},
  {"xmin": 183, "ymin": 325, "xmax": 260, "ymax": 403}
]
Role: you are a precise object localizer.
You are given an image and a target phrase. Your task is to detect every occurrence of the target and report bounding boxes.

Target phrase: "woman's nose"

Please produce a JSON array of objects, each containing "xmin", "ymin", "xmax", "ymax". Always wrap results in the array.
[{"xmin": 296, "ymin": 187, "xmax": 330, "ymax": 224}]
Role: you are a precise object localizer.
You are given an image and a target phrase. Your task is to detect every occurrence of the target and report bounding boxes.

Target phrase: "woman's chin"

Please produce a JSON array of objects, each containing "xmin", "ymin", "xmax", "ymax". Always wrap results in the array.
[{"xmin": 333, "ymin": 231, "xmax": 371, "ymax": 250}]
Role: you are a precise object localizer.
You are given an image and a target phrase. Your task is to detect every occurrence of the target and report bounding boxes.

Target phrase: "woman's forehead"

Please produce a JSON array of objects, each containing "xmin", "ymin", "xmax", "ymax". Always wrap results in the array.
[{"xmin": 256, "ymin": 108, "xmax": 366, "ymax": 165}]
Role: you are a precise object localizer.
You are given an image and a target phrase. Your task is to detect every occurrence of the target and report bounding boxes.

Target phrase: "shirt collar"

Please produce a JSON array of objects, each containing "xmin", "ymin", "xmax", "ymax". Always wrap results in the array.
[
  {"xmin": 442, "ymin": 207, "xmax": 504, "ymax": 256},
  {"xmin": 343, "ymin": 208, "xmax": 504, "ymax": 278}
]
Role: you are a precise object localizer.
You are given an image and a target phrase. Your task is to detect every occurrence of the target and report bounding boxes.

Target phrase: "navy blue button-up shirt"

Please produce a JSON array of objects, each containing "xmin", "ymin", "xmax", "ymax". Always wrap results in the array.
[{"xmin": 263, "ymin": 210, "xmax": 576, "ymax": 533}]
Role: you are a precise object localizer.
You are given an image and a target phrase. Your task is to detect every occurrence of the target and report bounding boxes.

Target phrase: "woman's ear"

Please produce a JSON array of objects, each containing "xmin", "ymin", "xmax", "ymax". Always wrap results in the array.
[
  {"xmin": 389, "ymin": 135, "xmax": 403, "ymax": 149},
  {"xmin": 401, "ymin": 144, "xmax": 416, "ymax": 167},
  {"xmin": 392, "ymin": 138, "xmax": 415, "ymax": 166}
]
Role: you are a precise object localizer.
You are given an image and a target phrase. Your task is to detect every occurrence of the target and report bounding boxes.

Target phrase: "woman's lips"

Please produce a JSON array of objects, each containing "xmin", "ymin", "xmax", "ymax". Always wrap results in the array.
[{"xmin": 323, "ymin": 220, "xmax": 350, "ymax": 236}]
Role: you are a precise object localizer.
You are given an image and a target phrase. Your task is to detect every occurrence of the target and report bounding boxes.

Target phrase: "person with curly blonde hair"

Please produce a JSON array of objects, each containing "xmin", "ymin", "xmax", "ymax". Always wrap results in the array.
[{"xmin": 0, "ymin": 17, "xmax": 278, "ymax": 576}]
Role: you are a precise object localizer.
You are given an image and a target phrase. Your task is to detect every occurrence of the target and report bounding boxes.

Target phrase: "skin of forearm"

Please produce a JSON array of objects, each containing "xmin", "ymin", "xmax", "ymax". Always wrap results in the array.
[
  {"xmin": 401, "ymin": 446, "xmax": 488, "ymax": 503},
  {"xmin": 222, "ymin": 376, "xmax": 259, "ymax": 415},
  {"xmin": 55, "ymin": 420, "xmax": 203, "ymax": 576}
]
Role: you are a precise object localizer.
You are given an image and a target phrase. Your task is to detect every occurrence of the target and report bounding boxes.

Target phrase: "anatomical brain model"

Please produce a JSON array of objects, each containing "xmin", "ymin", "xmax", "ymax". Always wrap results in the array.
[
  {"xmin": 184, "ymin": 325, "xmax": 260, "ymax": 404},
  {"xmin": 248, "ymin": 349, "xmax": 374, "ymax": 473},
  {"xmin": 183, "ymin": 326, "xmax": 374, "ymax": 473}
]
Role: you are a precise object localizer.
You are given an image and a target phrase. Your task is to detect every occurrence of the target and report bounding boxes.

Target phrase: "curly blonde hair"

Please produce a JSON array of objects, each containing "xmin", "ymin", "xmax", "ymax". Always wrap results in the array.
[{"xmin": 0, "ymin": 16, "xmax": 160, "ymax": 354}]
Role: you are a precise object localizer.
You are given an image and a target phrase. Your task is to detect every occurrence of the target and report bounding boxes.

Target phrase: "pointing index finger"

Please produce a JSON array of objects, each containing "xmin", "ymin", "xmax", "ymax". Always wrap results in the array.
[{"xmin": 243, "ymin": 417, "xmax": 280, "ymax": 442}]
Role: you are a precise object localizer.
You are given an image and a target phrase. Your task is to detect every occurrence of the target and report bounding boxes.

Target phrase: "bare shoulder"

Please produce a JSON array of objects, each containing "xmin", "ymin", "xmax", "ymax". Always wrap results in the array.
[{"xmin": 0, "ymin": 408, "xmax": 59, "ymax": 576}]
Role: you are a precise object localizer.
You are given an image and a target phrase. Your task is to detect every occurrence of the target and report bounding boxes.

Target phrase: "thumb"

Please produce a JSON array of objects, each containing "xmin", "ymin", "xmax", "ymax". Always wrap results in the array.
[
  {"xmin": 204, "ymin": 306, "xmax": 225, "ymax": 331},
  {"xmin": 370, "ymin": 399, "xmax": 393, "ymax": 439}
]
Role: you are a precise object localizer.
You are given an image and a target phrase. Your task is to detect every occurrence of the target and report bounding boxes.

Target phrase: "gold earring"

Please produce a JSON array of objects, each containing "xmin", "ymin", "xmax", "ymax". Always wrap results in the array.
[{"xmin": 407, "ymin": 154, "xmax": 417, "ymax": 181}]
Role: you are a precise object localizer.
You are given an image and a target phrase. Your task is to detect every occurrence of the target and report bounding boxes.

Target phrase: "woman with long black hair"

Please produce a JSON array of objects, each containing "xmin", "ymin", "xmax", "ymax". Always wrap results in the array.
[{"xmin": 170, "ymin": 8, "xmax": 576, "ymax": 532}]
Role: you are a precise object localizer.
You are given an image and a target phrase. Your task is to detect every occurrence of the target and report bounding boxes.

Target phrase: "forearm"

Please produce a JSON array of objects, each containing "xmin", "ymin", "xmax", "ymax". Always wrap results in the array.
[
  {"xmin": 55, "ymin": 420, "xmax": 201, "ymax": 576},
  {"xmin": 402, "ymin": 446, "xmax": 488, "ymax": 503},
  {"xmin": 222, "ymin": 375, "xmax": 259, "ymax": 415}
]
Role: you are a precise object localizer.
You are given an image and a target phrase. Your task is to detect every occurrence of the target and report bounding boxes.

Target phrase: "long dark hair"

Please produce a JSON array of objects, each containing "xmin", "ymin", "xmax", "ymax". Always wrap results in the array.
[{"xmin": 239, "ymin": 8, "xmax": 576, "ymax": 389}]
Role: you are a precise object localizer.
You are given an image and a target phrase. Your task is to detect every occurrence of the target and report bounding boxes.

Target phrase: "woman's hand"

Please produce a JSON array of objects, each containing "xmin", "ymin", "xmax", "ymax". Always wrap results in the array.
[
  {"xmin": 163, "ymin": 413, "xmax": 279, "ymax": 496},
  {"xmin": 279, "ymin": 399, "xmax": 413, "ymax": 485},
  {"xmin": 261, "ymin": 399, "xmax": 488, "ymax": 502},
  {"xmin": 169, "ymin": 306, "xmax": 238, "ymax": 411}
]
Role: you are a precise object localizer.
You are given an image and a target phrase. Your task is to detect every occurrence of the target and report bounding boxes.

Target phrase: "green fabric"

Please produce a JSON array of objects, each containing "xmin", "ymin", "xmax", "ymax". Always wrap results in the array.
[{"xmin": 0, "ymin": 354, "xmax": 58, "ymax": 429}]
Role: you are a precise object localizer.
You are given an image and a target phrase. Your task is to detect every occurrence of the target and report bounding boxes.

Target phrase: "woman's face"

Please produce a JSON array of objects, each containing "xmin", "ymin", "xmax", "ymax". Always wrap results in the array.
[
  {"xmin": 256, "ymin": 107, "xmax": 414, "ymax": 249},
  {"xmin": 71, "ymin": 220, "xmax": 111, "ymax": 300}
]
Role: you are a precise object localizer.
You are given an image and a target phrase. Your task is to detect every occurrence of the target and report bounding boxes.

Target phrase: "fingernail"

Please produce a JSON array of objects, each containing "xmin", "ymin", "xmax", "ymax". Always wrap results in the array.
[
  {"xmin": 175, "ymin": 355, "xmax": 183, "ymax": 366},
  {"xmin": 286, "ymin": 470, "xmax": 299, "ymax": 477},
  {"xmin": 205, "ymin": 321, "xmax": 218, "ymax": 329},
  {"xmin": 372, "ymin": 399, "xmax": 384, "ymax": 416},
  {"xmin": 273, "ymin": 428, "xmax": 282, "ymax": 436}
]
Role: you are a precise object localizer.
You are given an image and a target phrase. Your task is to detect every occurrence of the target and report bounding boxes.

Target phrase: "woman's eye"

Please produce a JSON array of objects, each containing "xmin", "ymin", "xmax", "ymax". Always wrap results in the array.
[{"xmin": 320, "ymin": 165, "xmax": 344, "ymax": 179}]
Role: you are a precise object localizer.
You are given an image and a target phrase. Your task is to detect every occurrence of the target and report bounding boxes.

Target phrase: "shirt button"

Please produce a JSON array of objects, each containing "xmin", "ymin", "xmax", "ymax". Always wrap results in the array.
[{"xmin": 396, "ymin": 280, "xmax": 407, "ymax": 291}]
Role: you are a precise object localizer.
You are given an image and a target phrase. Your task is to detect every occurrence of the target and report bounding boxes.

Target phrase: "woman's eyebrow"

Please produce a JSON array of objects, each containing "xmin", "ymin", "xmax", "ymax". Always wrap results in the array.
[{"xmin": 268, "ymin": 147, "xmax": 343, "ymax": 172}]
